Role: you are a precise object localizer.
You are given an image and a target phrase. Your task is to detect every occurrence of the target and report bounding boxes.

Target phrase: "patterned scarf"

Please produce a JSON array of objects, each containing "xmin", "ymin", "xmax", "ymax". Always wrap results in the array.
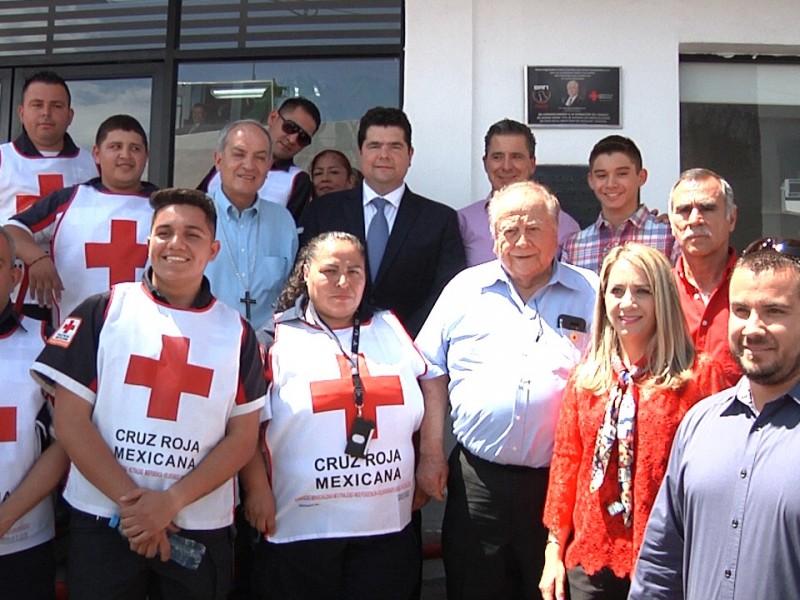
[{"xmin": 590, "ymin": 355, "xmax": 643, "ymax": 527}]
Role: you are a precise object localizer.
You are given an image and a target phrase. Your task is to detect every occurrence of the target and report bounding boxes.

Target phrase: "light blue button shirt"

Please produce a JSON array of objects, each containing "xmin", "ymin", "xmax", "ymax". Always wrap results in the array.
[
  {"xmin": 205, "ymin": 187, "xmax": 298, "ymax": 329},
  {"xmin": 416, "ymin": 260, "xmax": 598, "ymax": 468}
]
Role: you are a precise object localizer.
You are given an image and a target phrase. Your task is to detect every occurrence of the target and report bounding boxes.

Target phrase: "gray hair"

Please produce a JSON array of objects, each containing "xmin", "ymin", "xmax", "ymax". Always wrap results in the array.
[
  {"xmin": 216, "ymin": 119, "xmax": 273, "ymax": 161},
  {"xmin": 487, "ymin": 180, "xmax": 560, "ymax": 235},
  {"xmin": 670, "ymin": 168, "xmax": 735, "ymax": 217}
]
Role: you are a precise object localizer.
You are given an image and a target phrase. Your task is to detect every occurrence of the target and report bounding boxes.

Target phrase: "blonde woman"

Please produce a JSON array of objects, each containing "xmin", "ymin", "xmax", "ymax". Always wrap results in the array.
[{"xmin": 539, "ymin": 243, "xmax": 726, "ymax": 600}]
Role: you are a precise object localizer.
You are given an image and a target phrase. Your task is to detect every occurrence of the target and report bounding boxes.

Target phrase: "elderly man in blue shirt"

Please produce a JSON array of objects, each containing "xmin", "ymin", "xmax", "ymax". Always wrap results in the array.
[
  {"xmin": 630, "ymin": 238, "xmax": 800, "ymax": 600},
  {"xmin": 204, "ymin": 119, "xmax": 298, "ymax": 329},
  {"xmin": 415, "ymin": 180, "xmax": 598, "ymax": 600}
]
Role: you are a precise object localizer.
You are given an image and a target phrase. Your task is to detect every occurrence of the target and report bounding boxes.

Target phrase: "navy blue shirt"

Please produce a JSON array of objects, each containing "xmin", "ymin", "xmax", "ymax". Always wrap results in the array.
[{"xmin": 630, "ymin": 379, "xmax": 800, "ymax": 600}]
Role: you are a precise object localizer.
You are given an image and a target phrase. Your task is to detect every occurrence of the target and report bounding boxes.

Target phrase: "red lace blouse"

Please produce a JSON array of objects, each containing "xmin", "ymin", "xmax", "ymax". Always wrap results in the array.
[{"xmin": 542, "ymin": 353, "xmax": 726, "ymax": 578}]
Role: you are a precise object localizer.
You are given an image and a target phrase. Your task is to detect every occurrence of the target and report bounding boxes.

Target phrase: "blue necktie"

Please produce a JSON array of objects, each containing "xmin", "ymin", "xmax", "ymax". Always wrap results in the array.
[{"xmin": 367, "ymin": 197, "xmax": 389, "ymax": 281}]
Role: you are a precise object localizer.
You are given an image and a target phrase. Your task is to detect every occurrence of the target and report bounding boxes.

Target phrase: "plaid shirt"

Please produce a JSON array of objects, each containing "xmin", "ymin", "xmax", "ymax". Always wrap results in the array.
[{"xmin": 561, "ymin": 203, "xmax": 678, "ymax": 273}]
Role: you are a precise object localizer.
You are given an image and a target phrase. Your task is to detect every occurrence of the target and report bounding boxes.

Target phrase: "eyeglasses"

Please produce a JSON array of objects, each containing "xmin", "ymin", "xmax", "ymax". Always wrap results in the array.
[
  {"xmin": 277, "ymin": 112, "xmax": 312, "ymax": 148},
  {"xmin": 742, "ymin": 237, "xmax": 800, "ymax": 260}
]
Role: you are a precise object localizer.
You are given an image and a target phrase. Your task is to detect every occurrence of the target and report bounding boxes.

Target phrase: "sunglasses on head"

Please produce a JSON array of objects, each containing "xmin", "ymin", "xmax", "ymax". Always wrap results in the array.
[
  {"xmin": 278, "ymin": 112, "xmax": 312, "ymax": 148},
  {"xmin": 742, "ymin": 237, "xmax": 800, "ymax": 260}
]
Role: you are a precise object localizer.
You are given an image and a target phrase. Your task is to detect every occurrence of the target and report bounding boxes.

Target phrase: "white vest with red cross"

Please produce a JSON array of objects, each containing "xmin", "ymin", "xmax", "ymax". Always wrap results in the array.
[
  {"xmin": 266, "ymin": 310, "xmax": 426, "ymax": 543},
  {"xmin": 61, "ymin": 282, "xmax": 262, "ymax": 530},
  {"xmin": 0, "ymin": 317, "xmax": 52, "ymax": 556},
  {"xmin": 0, "ymin": 142, "xmax": 97, "ymax": 220},
  {"xmin": 50, "ymin": 185, "xmax": 152, "ymax": 324}
]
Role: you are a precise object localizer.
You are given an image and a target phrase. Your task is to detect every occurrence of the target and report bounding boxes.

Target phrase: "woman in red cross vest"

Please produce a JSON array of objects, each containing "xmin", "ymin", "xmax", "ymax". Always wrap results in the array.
[
  {"xmin": 539, "ymin": 243, "xmax": 727, "ymax": 600},
  {"xmin": 240, "ymin": 231, "xmax": 428, "ymax": 600}
]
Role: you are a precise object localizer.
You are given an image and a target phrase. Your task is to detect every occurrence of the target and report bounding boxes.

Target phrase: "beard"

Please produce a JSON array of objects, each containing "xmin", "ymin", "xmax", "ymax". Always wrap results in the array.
[{"xmin": 731, "ymin": 337, "xmax": 800, "ymax": 386}]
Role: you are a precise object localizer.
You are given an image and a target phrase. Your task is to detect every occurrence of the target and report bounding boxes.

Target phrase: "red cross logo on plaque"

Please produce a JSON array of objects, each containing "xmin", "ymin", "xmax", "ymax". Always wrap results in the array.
[
  {"xmin": 0, "ymin": 406, "xmax": 17, "ymax": 442},
  {"xmin": 310, "ymin": 355, "xmax": 404, "ymax": 439},
  {"xmin": 124, "ymin": 335, "xmax": 213, "ymax": 421},
  {"xmin": 85, "ymin": 219, "xmax": 148, "ymax": 286},
  {"xmin": 16, "ymin": 174, "xmax": 64, "ymax": 213}
]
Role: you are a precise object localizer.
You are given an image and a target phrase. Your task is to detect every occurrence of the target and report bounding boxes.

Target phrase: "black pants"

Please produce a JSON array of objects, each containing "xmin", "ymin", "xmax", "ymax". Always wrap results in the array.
[
  {"xmin": 67, "ymin": 509, "xmax": 233, "ymax": 600},
  {"xmin": 251, "ymin": 523, "xmax": 419, "ymax": 600},
  {"xmin": 0, "ymin": 540, "xmax": 55, "ymax": 600},
  {"xmin": 442, "ymin": 444, "xmax": 549, "ymax": 600},
  {"xmin": 567, "ymin": 565, "xmax": 630, "ymax": 600}
]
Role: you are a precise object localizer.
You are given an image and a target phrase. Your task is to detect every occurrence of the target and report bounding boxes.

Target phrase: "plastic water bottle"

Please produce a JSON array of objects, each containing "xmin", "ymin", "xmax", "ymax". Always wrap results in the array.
[
  {"xmin": 165, "ymin": 531, "xmax": 206, "ymax": 570},
  {"xmin": 109, "ymin": 515, "xmax": 206, "ymax": 570}
]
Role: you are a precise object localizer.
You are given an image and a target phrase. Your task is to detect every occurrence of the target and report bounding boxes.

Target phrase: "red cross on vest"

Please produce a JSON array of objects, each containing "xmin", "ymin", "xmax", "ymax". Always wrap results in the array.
[
  {"xmin": 310, "ymin": 355, "xmax": 404, "ymax": 439},
  {"xmin": 124, "ymin": 335, "xmax": 213, "ymax": 421},
  {"xmin": 16, "ymin": 174, "xmax": 64, "ymax": 213},
  {"xmin": 85, "ymin": 219, "xmax": 148, "ymax": 286},
  {"xmin": 61, "ymin": 319, "xmax": 79, "ymax": 333},
  {"xmin": 0, "ymin": 406, "xmax": 17, "ymax": 442}
]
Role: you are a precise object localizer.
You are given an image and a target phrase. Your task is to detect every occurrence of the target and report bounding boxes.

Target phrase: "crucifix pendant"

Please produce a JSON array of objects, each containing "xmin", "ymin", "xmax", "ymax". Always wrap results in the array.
[{"xmin": 240, "ymin": 290, "xmax": 257, "ymax": 321}]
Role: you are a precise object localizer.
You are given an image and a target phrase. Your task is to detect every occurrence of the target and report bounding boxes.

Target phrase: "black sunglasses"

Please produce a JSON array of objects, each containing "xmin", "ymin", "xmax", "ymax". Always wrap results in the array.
[
  {"xmin": 278, "ymin": 112, "xmax": 312, "ymax": 148},
  {"xmin": 742, "ymin": 237, "xmax": 800, "ymax": 259}
]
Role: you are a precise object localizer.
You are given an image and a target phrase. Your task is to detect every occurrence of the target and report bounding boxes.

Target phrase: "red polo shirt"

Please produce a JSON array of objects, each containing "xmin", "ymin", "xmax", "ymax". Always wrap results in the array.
[{"xmin": 673, "ymin": 248, "xmax": 742, "ymax": 387}]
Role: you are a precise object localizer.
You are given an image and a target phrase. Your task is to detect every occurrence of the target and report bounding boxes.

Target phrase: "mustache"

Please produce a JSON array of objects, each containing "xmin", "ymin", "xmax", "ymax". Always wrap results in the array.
[{"xmin": 683, "ymin": 226, "xmax": 712, "ymax": 238}]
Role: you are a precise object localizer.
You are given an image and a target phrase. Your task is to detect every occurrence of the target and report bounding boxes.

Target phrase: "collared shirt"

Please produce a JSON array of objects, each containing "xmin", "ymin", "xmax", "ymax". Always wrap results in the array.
[
  {"xmin": 416, "ymin": 260, "xmax": 598, "ymax": 467},
  {"xmin": 561, "ymin": 203, "xmax": 678, "ymax": 273},
  {"xmin": 142, "ymin": 268, "xmax": 214, "ymax": 309},
  {"xmin": 362, "ymin": 181, "xmax": 405, "ymax": 234},
  {"xmin": 673, "ymin": 248, "xmax": 742, "ymax": 386},
  {"xmin": 458, "ymin": 195, "xmax": 582, "ymax": 267},
  {"xmin": 630, "ymin": 379, "xmax": 800, "ymax": 600},
  {"xmin": 13, "ymin": 129, "xmax": 83, "ymax": 159},
  {"xmin": 205, "ymin": 187, "xmax": 298, "ymax": 330}
]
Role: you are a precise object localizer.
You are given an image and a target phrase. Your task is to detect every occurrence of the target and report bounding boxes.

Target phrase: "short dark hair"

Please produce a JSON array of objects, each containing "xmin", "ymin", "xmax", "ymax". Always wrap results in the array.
[
  {"xmin": 150, "ymin": 188, "xmax": 217, "ymax": 236},
  {"xmin": 484, "ymin": 119, "xmax": 536, "ymax": 158},
  {"xmin": 357, "ymin": 107, "xmax": 412, "ymax": 149},
  {"xmin": 95, "ymin": 114, "xmax": 148, "ymax": 150},
  {"xmin": 589, "ymin": 135, "xmax": 643, "ymax": 171},
  {"xmin": 22, "ymin": 70, "xmax": 71, "ymax": 106},
  {"xmin": 279, "ymin": 97, "xmax": 321, "ymax": 132},
  {"xmin": 737, "ymin": 243, "xmax": 800, "ymax": 280}
]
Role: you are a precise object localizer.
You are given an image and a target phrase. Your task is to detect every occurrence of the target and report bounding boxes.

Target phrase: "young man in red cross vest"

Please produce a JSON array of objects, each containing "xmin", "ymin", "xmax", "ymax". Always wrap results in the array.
[
  {"xmin": 5, "ymin": 114, "xmax": 157, "ymax": 326},
  {"xmin": 0, "ymin": 70, "xmax": 97, "ymax": 222},
  {"xmin": 30, "ymin": 188, "xmax": 266, "ymax": 600},
  {"xmin": 0, "ymin": 227, "xmax": 70, "ymax": 600}
]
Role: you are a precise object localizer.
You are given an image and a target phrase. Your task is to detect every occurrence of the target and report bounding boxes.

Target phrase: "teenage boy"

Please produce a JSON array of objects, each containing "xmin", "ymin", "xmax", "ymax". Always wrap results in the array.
[
  {"xmin": 561, "ymin": 135, "xmax": 676, "ymax": 273},
  {"xmin": 5, "ymin": 115, "xmax": 157, "ymax": 325},
  {"xmin": 0, "ymin": 228, "xmax": 69, "ymax": 600},
  {"xmin": 31, "ymin": 189, "xmax": 266, "ymax": 600}
]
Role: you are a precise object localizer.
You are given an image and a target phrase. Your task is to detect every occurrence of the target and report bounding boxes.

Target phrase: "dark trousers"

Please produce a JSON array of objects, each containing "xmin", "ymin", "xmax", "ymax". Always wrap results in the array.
[
  {"xmin": 567, "ymin": 565, "xmax": 630, "ymax": 600},
  {"xmin": 67, "ymin": 509, "xmax": 233, "ymax": 600},
  {"xmin": 251, "ymin": 523, "xmax": 420, "ymax": 600},
  {"xmin": 0, "ymin": 539, "xmax": 55, "ymax": 600},
  {"xmin": 442, "ymin": 444, "xmax": 549, "ymax": 600}
]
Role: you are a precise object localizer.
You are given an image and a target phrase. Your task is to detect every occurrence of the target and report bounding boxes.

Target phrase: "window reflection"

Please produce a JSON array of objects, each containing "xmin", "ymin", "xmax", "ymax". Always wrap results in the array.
[
  {"xmin": 173, "ymin": 58, "xmax": 399, "ymax": 188},
  {"xmin": 680, "ymin": 61, "xmax": 800, "ymax": 247}
]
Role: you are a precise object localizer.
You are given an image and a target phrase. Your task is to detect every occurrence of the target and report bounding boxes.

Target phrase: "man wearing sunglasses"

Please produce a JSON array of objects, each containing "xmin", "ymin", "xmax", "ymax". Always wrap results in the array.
[
  {"xmin": 668, "ymin": 168, "xmax": 742, "ymax": 386},
  {"xmin": 199, "ymin": 97, "xmax": 320, "ymax": 223},
  {"xmin": 631, "ymin": 237, "xmax": 800, "ymax": 600}
]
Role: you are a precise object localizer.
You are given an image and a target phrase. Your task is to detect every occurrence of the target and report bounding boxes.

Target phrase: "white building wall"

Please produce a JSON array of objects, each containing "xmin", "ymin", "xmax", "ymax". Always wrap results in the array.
[{"xmin": 404, "ymin": 0, "xmax": 800, "ymax": 211}]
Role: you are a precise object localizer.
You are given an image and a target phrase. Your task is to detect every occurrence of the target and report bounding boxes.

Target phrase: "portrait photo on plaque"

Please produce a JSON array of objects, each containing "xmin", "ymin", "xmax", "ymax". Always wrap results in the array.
[{"xmin": 525, "ymin": 66, "xmax": 620, "ymax": 127}]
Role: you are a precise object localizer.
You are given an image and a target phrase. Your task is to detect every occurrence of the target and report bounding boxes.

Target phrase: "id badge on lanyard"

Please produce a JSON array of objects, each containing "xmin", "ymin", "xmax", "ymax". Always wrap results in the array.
[{"xmin": 309, "ymin": 303, "xmax": 375, "ymax": 458}]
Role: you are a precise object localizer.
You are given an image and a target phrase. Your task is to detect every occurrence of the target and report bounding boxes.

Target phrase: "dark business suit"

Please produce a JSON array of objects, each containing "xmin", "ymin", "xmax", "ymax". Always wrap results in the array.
[{"xmin": 299, "ymin": 186, "xmax": 465, "ymax": 337}]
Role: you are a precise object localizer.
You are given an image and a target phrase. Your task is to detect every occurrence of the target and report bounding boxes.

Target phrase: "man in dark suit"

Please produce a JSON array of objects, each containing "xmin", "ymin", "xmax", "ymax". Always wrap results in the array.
[{"xmin": 300, "ymin": 106, "xmax": 465, "ymax": 337}]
